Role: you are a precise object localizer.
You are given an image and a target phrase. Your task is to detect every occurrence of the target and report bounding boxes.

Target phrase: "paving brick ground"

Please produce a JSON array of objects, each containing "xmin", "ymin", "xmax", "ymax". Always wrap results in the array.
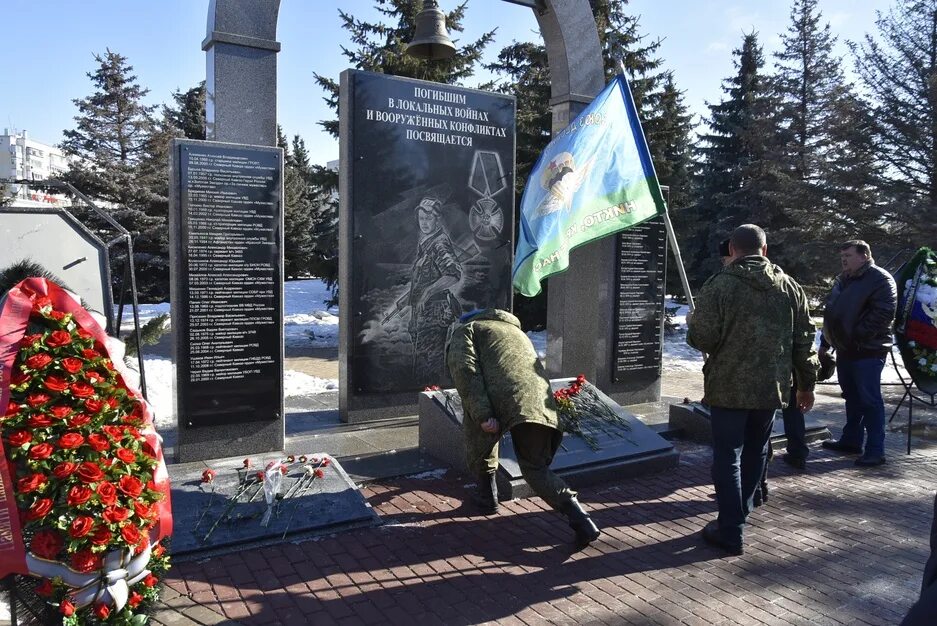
[{"xmin": 156, "ymin": 421, "xmax": 937, "ymax": 626}]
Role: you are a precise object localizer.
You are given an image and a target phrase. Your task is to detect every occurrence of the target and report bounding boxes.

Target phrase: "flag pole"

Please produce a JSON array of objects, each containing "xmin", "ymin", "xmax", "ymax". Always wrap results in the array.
[{"xmin": 617, "ymin": 60, "xmax": 696, "ymax": 312}]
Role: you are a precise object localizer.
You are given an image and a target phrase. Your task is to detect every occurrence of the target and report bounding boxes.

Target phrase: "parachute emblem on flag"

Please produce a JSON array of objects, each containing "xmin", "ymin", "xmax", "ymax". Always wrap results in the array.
[{"xmin": 537, "ymin": 151, "xmax": 594, "ymax": 217}]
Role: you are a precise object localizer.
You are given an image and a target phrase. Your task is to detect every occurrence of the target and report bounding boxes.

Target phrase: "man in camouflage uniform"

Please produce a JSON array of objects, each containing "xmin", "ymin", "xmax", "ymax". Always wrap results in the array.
[
  {"xmin": 408, "ymin": 197, "xmax": 462, "ymax": 382},
  {"xmin": 687, "ymin": 225, "xmax": 819, "ymax": 555},
  {"xmin": 446, "ymin": 308, "xmax": 600, "ymax": 548}
]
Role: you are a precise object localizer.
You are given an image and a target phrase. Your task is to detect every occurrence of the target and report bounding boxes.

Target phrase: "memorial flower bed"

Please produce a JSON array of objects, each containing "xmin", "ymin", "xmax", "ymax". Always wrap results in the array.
[{"xmin": 0, "ymin": 279, "xmax": 171, "ymax": 625}]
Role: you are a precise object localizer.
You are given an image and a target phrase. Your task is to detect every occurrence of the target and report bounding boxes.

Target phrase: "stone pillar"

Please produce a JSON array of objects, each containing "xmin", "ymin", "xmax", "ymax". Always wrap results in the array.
[{"xmin": 203, "ymin": 0, "xmax": 281, "ymax": 146}]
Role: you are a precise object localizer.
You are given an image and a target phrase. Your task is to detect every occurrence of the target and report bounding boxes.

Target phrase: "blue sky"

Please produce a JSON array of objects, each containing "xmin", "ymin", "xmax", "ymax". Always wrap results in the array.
[{"xmin": 3, "ymin": 0, "xmax": 890, "ymax": 166}]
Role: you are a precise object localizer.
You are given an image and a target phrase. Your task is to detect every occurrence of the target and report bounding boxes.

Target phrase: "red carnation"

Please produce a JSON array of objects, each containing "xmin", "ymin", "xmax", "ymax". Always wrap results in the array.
[
  {"xmin": 26, "ymin": 393, "xmax": 51, "ymax": 407},
  {"xmin": 89, "ymin": 526, "xmax": 112, "ymax": 546},
  {"xmin": 49, "ymin": 405, "xmax": 72, "ymax": 419},
  {"xmin": 57, "ymin": 433, "xmax": 84, "ymax": 450},
  {"xmin": 71, "ymin": 549, "xmax": 101, "ymax": 573},
  {"xmin": 120, "ymin": 524, "xmax": 141, "ymax": 546},
  {"xmin": 29, "ymin": 443, "xmax": 54, "ymax": 460},
  {"xmin": 35, "ymin": 579, "xmax": 54, "ymax": 597},
  {"xmin": 60, "ymin": 357, "xmax": 83, "ymax": 374},
  {"xmin": 25, "ymin": 498, "xmax": 53, "ymax": 521},
  {"xmin": 60, "ymin": 599, "xmax": 75, "ymax": 616},
  {"xmin": 97, "ymin": 481, "xmax": 117, "ymax": 506},
  {"xmin": 8, "ymin": 431, "xmax": 31, "ymax": 447},
  {"xmin": 76, "ymin": 462, "xmax": 105, "ymax": 483},
  {"xmin": 103, "ymin": 506, "xmax": 131, "ymax": 524},
  {"xmin": 118, "ymin": 475, "xmax": 144, "ymax": 498},
  {"xmin": 67, "ymin": 413, "xmax": 91, "ymax": 428},
  {"xmin": 81, "ymin": 349, "xmax": 100, "ymax": 360},
  {"xmin": 10, "ymin": 370, "xmax": 30, "ymax": 386},
  {"xmin": 29, "ymin": 529, "xmax": 63, "ymax": 559},
  {"xmin": 52, "ymin": 461, "xmax": 77, "ymax": 479},
  {"xmin": 201, "ymin": 468, "xmax": 216, "ymax": 483},
  {"xmin": 87, "ymin": 433, "xmax": 109, "ymax": 452},
  {"xmin": 25, "ymin": 353, "xmax": 53, "ymax": 370},
  {"xmin": 27, "ymin": 413, "xmax": 53, "ymax": 428},
  {"xmin": 67, "ymin": 485, "xmax": 93, "ymax": 506},
  {"xmin": 17, "ymin": 473, "xmax": 47, "ymax": 494},
  {"xmin": 127, "ymin": 591, "xmax": 143, "ymax": 608},
  {"xmin": 94, "ymin": 602, "xmax": 110, "ymax": 620},
  {"xmin": 45, "ymin": 330, "xmax": 72, "ymax": 348},
  {"xmin": 43, "ymin": 375, "xmax": 69, "ymax": 393},
  {"xmin": 69, "ymin": 516, "xmax": 95, "ymax": 539},
  {"xmin": 70, "ymin": 382, "xmax": 94, "ymax": 398},
  {"xmin": 143, "ymin": 574, "xmax": 158, "ymax": 588}
]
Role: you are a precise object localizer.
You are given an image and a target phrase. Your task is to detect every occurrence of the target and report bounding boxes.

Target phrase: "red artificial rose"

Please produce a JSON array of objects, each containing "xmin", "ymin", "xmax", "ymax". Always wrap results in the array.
[
  {"xmin": 90, "ymin": 526, "xmax": 112, "ymax": 546},
  {"xmin": 255, "ymin": 471, "xmax": 265, "ymax": 481},
  {"xmin": 25, "ymin": 353, "xmax": 53, "ymax": 370},
  {"xmin": 31, "ymin": 295, "xmax": 52, "ymax": 313},
  {"xmin": 127, "ymin": 591, "xmax": 143, "ymax": 608},
  {"xmin": 30, "ymin": 529, "xmax": 64, "ymax": 559},
  {"xmin": 8, "ymin": 431, "xmax": 31, "ymax": 447},
  {"xmin": 29, "ymin": 443, "xmax": 54, "ymax": 460},
  {"xmin": 57, "ymin": 432, "xmax": 84, "ymax": 450},
  {"xmin": 201, "ymin": 468, "xmax": 216, "ymax": 483},
  {"xmin": 49, "ymin": 310, "xmax": 66, "ymax": 321},
  {"xmin": 27, "ymin": 413, "xmax": 53, "ymax": 428},
  {"xmin": 116, "ymin": 448, "xmax": 136, "ymax": 464},
  {"xmin": 120, "ymin": 524, "xmax": 141, "ymax": 545},
  {"xmin": 5, "ymin": 402, "xmax": 20, "ymax": 417},
  {"xmin": 61, "ymin": 357, "xmax": 83, "ymax": 374},
  {"xmin": 87, "ymin": 433, "xmax": 109, "ymax": 452},
  {"xmin": 118, "ymin": 475, "xmax": 144, "ymax": 498},
  {"xmin": 103, "ymin": 425, "xmax": 124, "ymax": 440},
  {"xmin": 76, "ymin": 328, "xmax": 93, "ymax": 340},
  {"xmin": 84, "ymin": 399, "xmax": 104, "ymax": 414},
  {"xmin": 45, "ymin": 330, "xmax": 72, "ymax": 348},
  {"xmin": 85, "ymin": 370, "xmax": 105, "ymax": 385},
  {"xmin": 21, "ymin": 333, "xmax": 42, "ymax": 346},
  {"xmin": 69, "ymin": 515, "xmax": 95, "ymax": 538},
  {"xmin": 26, "ymin": 393, "xmax": 51, "ymax": 407},
  {"xmin": 94, "ymin": 602, "xmax": 110, "ymax": 620},
  {"xmin": 143, "ymin": 574, "xmax": 158, "ymax": 588},
  {"xmin": 10, "ymin": 370, "xmax": 30, "ymax": 386},
  {"xmin": 52, "ymin": 461, "xmax": 77, "ymax": 479},
  {"xmin": 67, "ymin": 413, "xmax": 91, "ymax": 428},
  {"xmin": 152, "ymin": 543, "xmax": 165, "ymax": 557},
  {"xmin": 60, "ymin": 599, "xmax": 75, "ymax": 616},
  {"xmin": 71, "ymin": 549, "xmax": 101, "ymax": 573},
  {"xmin": 243, "ymin": 458, "xmax": 252, "ymax": 468},
  {"xmin": 35, "ymin": 579, "xmax": 54, "ymax": 597},
  {"xmin": 97, "ymin": 481, "xmax": 117, "ymax": 506},
  {"xmin": 25, "ymin": 498, "xmax": 53, "ymax": 521},
  {"xmin": 106, "ymin": 397, "xmax": 119, "ymax": 410},
  {"xmin": 103, "ymin": 506, "xmax": 130, "ymax": 524},
  {"xmin": 49, "ymin": 405, "xmax": 72, "ymax": 419},
  {"xmin": 43, "ymin": 375, "xmax": 69, "ymax": 393},
  {"xmin": 67, "ymin": 485, "xmax": 93, "ymax": 506},
  {"xmin": 76, "ymin": 462, "xmax": 105, "ymax": 483},
  {"xmin": 70, "ymin": 382, "xmax": 94, "ymax": 398},
  {"xmin": 17, "ymin": 473, "xmax": 47, "ymax": 494},
  {"xmin": 133, "ymin": 501, "xmax": 155, "ymax": 520},
  {"xmin": 81, "ymin": 349, "xmax": 100, "ymax": 360}
]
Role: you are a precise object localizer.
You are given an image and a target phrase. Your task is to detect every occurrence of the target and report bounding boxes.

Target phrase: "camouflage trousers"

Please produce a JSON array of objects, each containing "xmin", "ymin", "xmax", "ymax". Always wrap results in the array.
[{"xmin": 480, "ymin": 423, "xmax": 576, "ymax": 511}]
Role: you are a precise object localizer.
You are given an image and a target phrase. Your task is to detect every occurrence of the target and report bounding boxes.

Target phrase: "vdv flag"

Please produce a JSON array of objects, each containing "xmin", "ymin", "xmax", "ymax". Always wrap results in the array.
[{"xmin": 512, "ymin": 74, "xmax": 666, "ymax": 297}]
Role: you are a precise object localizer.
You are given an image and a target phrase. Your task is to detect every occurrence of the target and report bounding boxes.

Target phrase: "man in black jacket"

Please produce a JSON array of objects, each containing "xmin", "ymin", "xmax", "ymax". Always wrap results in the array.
[{"xmin": 821, "ymin": 240, "xmax": 897, "ymax": 466}]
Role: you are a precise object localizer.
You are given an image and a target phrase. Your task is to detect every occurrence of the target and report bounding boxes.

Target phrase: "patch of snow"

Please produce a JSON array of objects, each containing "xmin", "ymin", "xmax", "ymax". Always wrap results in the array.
[
  {"xmin": 284, "ymin": 369, "xmax": 338, "ymax": 396},
  {"xmin": 406, "ymin": 469, "xmax": 448, "ymax": 480}
]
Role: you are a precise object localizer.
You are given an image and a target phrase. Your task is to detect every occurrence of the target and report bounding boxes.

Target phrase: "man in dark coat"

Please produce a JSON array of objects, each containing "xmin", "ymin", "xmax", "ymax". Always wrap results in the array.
[
  {"xmin": 687, "ymin": 225, "xmax": 819, "ymax": 555},
  {"xmin": 820, "ymin": 240, "xmax": 897, "ymax": 466},
  {"xmin": 446, "ymin": 308, "xmax": 600, "ymax": 547}
]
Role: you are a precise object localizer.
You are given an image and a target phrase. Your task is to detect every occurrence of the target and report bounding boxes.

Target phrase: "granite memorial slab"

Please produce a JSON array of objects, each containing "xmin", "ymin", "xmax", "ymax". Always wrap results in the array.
[
  {"xmin": 668, "ymin": 401, "xmax": 832, "ymax": 448},
  {"xmin": 339, "ymin": 70, "xmax": 516, "ymax": 423},
  {"xmin": 419, "ymin": 378, "xmax": 679, "ymax": 499},
  {"xmin": 168, "ymin": 453, "xmax": 379, "ymax": 555}
]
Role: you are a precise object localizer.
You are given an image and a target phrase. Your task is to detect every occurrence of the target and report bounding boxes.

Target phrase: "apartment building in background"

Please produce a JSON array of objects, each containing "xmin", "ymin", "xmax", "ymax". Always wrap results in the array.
[{"xmin": 1, "ymin": 129, "xmax": 72, "ymax": 206}]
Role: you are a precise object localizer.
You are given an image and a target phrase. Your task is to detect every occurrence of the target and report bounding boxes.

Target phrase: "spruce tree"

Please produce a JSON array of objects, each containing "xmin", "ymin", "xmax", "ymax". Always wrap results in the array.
[
  {"xmin": 283, "ymin": 135, "xmax": 317, "ymax": 278},
  {"xmin": 164, "ymin": 82, "xmax": 206, "ymax": 140},
  {"xmin": 850, "ymin": 0, "xmax": 937, "ymax": 245}
]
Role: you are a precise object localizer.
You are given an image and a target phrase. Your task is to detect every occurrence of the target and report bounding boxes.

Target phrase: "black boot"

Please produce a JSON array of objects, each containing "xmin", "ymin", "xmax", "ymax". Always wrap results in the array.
[
  {"xmin": 473, "ymin": 473, "xmax": 498, "ymax": 514},
  {"xmin": 560, "ymin": 497, "xmax": 601, "ymax": 548}
]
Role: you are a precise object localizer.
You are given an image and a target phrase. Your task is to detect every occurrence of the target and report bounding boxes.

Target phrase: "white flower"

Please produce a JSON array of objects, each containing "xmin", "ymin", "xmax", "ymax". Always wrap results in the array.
[
  {"xmin": 931, "ymin": 363, "xmax": 937, "ymax": 372},
  {"xmin": 920, "ymin": 358, "xmax": 928, "ymax": 367},
  {"xmin": 909, "ymin": 341, "xmax": 917, "ymax": 348}
]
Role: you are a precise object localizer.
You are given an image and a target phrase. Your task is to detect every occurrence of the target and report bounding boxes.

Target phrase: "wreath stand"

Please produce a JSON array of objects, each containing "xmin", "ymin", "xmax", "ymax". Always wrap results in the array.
[{"xmin": 887, "ymin": 348, "xmax": 937, "ymax": 455}]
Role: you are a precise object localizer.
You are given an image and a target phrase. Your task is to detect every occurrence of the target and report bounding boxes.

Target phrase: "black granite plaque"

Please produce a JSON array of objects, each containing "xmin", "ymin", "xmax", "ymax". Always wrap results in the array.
[
  {"xmin": 175, "ymin": 142, "xmax": 283, "ymax": 427},
  {"xmin": 341, "ymin": 70, "xmax": 515, "ymax": 397},
  {"xmin": 612, "ymin": 216, "xmax": 666, "ymax": 383}
]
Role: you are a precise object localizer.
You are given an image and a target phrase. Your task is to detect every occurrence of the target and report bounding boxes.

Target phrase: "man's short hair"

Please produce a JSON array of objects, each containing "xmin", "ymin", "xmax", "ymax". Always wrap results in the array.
[
  {"xmin": 729, "ymin": 224, "xmax": 766, "ymax": 256},
  {"xmin": 840, "ymin": 239, "xmax": 871, "ymax": 257}
]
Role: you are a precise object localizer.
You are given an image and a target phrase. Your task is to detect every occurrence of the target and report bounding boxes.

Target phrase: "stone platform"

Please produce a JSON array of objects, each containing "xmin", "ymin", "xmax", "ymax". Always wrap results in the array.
[
  {"xmin": 419, "ymin": 379, "xmax": 679, "ymax": 499},
  {"xmin": 669, "ymin": 401, "xmax": 832, "ymax": 449}
]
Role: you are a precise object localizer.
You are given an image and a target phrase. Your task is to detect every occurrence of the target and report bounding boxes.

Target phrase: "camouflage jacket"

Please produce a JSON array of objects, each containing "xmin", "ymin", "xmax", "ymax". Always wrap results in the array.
[
  {"xmin": 446, "ymin": 309, "xmax": 560, "ymax": 472},
  {"xmin": 687, "ymin": 256, "xmax": 819, "ymax": 410}
]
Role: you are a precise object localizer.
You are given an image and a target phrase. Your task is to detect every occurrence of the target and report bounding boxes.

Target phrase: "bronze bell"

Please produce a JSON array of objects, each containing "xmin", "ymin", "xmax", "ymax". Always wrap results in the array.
[{"xmin": 406, "ymin": 0, "xmax": 456, "ymax": 60}]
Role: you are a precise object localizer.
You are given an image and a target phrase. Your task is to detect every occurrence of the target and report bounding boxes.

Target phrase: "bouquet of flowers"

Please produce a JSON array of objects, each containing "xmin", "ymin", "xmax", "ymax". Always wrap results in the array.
[
  {"xmin": 0, "ymin": 278, "xmax": 171, "ymax": 625},
  {"xmin": 553, "ymin": 375, "xmax": 635, "ymax": 450},
  {"xmin": 897, "ymin": 248, "xmax": 937, "ymax": 392}
]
